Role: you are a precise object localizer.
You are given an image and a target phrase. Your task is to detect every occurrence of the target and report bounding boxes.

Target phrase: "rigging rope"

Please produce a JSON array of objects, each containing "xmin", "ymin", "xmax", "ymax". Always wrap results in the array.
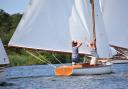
[
  {"xmin": 35, "ymin": 50, "xmax": 54, "ymax": 65},
  {"xmin": 117, "ymin": 50, "xmax": 128, "ymax": 59},
  {"xmin": 25, "ymin": 50, "xmax": 56, "ymax": 68},
  {"xmin": 52, "ymin": 52, "xmax": 65, "ymax": 66}
]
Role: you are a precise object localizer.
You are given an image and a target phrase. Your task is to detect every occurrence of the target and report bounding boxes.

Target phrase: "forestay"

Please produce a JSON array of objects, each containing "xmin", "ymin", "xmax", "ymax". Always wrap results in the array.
[{"xmin": 0, "ymin": 39, "xmax": 9, "ymax": 65}]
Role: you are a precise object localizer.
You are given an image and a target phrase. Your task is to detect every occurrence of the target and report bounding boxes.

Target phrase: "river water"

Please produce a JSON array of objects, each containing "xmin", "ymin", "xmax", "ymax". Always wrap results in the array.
[{"xmin": 0, "ymin": 63, "xmax": 128, "ymax": 89}]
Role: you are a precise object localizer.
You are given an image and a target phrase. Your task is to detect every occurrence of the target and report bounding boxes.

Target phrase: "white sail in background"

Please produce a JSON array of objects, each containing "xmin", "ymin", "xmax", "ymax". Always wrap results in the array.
[
  {"xmin": 100, "ymin": 0, "xmax": 128, "ymax": 49},
  {"xmin": 0, "ymin": 39, "xmax": 9, "ymax": 65},
  {"xmin": 9, "ymin": 0, "xmax": 112, "ymax": 57},
  {"xmin": 94, "ymin": 0, "xmax": 112, "ymax": 58}
]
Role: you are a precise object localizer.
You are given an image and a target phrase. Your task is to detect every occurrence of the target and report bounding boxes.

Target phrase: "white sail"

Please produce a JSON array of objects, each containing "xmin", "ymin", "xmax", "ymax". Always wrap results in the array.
[
  {"xmin": 69, "ymin": 0, "xmax": 92, "ymax": 54},
  {"xmin": 0, "ymin": 39, "xmax": 9, "ymax": 65},
  {"xmin": 94, "ymin": 0, "xmax": 112, "ymax": 58},
  {"xmin": 9, "ymin": 0, "xmax": 112, "ymax": 57},
  {"xmin": 9, "ymin": 0, "xmax": 92, "ymax": 54},
  {"xmin": 9, "ymin": 0, "xmax": 73, "ymax": 53},
  {"xmin": 100, "ymin": 0, "xmax": 128, "ymax": 49}
]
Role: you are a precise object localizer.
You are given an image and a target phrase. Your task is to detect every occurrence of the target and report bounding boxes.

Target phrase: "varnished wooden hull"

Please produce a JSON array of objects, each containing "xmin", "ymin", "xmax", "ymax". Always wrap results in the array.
[{"xmin": 55, "ymin": 63, "xmax": 112, "ymax": 76}]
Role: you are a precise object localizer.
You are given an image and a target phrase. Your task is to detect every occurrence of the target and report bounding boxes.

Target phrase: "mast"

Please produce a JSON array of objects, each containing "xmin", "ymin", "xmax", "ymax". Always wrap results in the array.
[
  {"xmin": 89, "ymin": 0, "xmax": 113, "ymax": 59},
  {"xmin": 89, "ymin": 0, "xmax": 98, "ymax": 65},
  {"xmin": 90, "ymin": 0, "xmax": 96, "ymax": 41},
  {"xmin": 90, "ymin": 0, "xmax": 97, "ymax": 54}
]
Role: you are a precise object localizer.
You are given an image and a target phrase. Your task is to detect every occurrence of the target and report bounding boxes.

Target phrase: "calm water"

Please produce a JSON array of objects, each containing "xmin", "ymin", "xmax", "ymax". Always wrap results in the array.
[
  {"xmin": 4, "ymin": 63, "xmax": 128, "ymax": 78},
  {"xmin": 1, "ymin": 63, "xmax": 128, "ymax": 89},
  {"xmin": 112, "ymin": 63, "xmax": 128, "ymax": 73}
]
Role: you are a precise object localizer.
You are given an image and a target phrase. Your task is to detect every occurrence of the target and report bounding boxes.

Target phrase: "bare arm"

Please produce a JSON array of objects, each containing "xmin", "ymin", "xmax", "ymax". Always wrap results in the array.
[
  {"xmin": 87, "ymin": 38, "xmax": 96, "ymax": 49},
  {"xmin": 76, "ymin": 42, "xmax": 82, "ymax": 48}
]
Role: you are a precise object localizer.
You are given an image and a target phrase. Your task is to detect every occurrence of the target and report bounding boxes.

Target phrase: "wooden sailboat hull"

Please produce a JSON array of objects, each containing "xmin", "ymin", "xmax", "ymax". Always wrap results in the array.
[
  {"xmin": 55, "ymin": 66, "xmax": 73, "ymax": 76},
  {"xmin": 73, "ymin": 65, "xmax": 112, "ymax": 75},
  {"xmin": 55, "ymin": 63, "xmax": 112, "ymax": 76}
]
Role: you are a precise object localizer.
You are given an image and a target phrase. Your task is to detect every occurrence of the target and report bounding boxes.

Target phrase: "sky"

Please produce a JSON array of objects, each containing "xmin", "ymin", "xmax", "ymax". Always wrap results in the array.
[{"xmin": 0, "ymin": 0, "xmax": 30, "ymax": 14}]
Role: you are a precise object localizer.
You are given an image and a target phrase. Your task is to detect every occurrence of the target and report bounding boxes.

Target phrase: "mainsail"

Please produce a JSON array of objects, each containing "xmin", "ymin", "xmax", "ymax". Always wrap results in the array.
[
  {"xmin": 0, "ymin": 39, "xmax": 9, "ymax": 65},
  {"xmin": 9, "ymin": 0, "xmax": 92, "ymax": 54},
  {"xmin": 9, "ymin": 0, "xmax": 112, "ymax": 58}
]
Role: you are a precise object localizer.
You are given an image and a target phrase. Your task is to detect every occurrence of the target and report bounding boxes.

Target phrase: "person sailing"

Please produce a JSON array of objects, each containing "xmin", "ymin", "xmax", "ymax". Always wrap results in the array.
[
  {"xmin": 87, "ymin": 38, "xmax": 98, "ymax": 65},
  {"xmin": 72, "ymin": 40, "xmax": 82, "ymax": 65}
]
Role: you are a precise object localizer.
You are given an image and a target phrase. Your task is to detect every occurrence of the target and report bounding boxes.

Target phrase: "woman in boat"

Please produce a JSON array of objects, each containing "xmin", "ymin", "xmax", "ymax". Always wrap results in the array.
[
  {"xmin": 87, "ymin": 38, "xmax": 98, "ymax": 65},
  {"xmin": 72, "ymin": 40, "xmax": 82, "ymax": 65}
]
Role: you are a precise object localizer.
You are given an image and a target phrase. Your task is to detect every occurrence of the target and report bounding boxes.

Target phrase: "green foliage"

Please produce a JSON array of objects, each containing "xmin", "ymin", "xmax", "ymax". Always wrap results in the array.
[
  {"xmin": 0, "ymin": 9, "xmax": 22, "ymax": 44},
  {"xmin": 39, "ymin": 52, "xmax": 71, "ymax": 63},
  {"xmin": 8, "ymin": 54, "xmax": 43, "ymax": 66},
  {"xmin": 8, "ymin": 50, "xmax": 72, "ymax": 66}
]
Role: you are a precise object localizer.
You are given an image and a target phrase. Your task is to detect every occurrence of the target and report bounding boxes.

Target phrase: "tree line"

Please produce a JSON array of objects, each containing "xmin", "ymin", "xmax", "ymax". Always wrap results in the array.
[{"xmin": 0, "ymin": 9, "xmax": 22, "ymax": 45}]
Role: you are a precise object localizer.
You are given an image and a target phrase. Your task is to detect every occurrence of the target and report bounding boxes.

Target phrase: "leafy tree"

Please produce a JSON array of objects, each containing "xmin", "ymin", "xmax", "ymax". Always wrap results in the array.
[{"xmin": 0, "ymin": 9, "xmax": 22, "ymax": 45}]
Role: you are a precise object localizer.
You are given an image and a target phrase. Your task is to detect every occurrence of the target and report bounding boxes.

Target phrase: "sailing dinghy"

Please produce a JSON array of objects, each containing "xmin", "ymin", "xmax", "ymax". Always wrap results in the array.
[
  {"xmin": 0, "ymin": 38, "xmax": 9, "ymax": 80},
  {"xmin": 0, "ymin": 39, "xmax": 9, "ymax": 66},
  {"xmin": 8, "ymin": 0, "xmax": 128, "ymax": 76},
  {"xmin": 55, "ymin": 0, "xmax": 112, "ymax": 76}
]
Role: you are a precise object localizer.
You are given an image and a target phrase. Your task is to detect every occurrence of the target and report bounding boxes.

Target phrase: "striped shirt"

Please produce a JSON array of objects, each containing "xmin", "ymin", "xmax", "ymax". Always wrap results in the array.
[{"xmin": 72, "ymin": 47, "xmax": 79, "ymax": 59}]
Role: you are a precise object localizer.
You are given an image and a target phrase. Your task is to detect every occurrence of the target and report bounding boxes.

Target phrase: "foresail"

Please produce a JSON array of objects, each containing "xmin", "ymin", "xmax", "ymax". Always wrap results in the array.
[
  {"xmin": 69, "ymin": 0, "xmax": 92, "ymax": 54},
  {"xmin": 100, "ymin": 0, "xmax": 128, "ymax": 49},
  {"xmin": 8, "ymin": 0, "xmax": 90, "ymax": 54},
  {"xmin": 94, "ymin": 0, "xmax": 112, "ymax": 58},
  {"xmin": 0, "ymin": 39, "xmax": 9, "ymax": 65}
]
